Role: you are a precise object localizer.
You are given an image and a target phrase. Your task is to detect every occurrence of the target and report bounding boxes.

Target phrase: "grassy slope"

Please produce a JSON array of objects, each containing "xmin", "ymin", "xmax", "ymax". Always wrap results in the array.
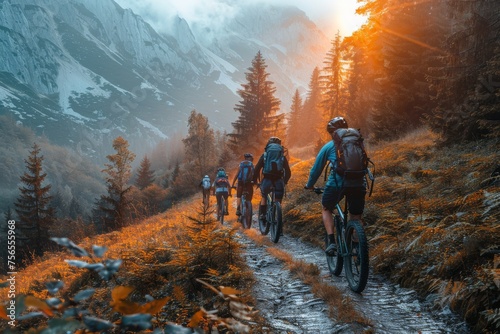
[
  {"xmin": 283, "ymin": 128, "xmax": 500, "ymax": 333},
  {"xmin": 0, "ymin": 201, "xmax": 264, "ymax": 332}
]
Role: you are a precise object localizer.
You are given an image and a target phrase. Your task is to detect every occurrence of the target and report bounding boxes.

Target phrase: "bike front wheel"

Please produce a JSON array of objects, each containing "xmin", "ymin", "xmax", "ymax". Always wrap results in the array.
[
  {"xmin": 241, "ymin": 200, "xmax": 252, "ymax": 229},
  {"xmin": 270, "ymin": 202, "xmax": 283, "ymax": 243},
  {"xmin": 344, "ymin": 220, "xmax": 369, "ymax": 293}
]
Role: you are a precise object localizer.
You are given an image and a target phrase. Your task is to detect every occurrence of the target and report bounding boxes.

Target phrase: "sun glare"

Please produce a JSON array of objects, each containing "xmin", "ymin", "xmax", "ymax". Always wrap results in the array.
[{"xmin": 331, "ymin": 0, "xmax": 368, "ymax": 37}]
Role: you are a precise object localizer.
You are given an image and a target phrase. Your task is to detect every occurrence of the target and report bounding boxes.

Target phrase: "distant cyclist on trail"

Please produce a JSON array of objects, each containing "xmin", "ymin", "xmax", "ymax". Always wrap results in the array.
[
  {"xmin": 213, "ymin": 167, "xmax": 231, "ymax": 215},
  {"xmin": 200, "ymin": 174, "xmax": 211, "ymax": 205},
  {"xmin": 253, "ymin": 137, "xmax": 291, "ymax": 223},
  {"xmin": 304, "ymin": 117, "xmax": 369, "ymax": 256},
  {"xmin": 232, "ymin": 153, "xmax": 255, "ymax": 216}
]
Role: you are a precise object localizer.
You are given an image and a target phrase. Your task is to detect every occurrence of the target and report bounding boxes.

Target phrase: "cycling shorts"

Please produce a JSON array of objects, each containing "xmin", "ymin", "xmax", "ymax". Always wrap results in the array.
[
  {"xmin": 322, "ymin": 186, "xmax": 366, "ymax": 215},
  {"xmin": 260, "ymin": 178, "xmax": 285, "ymax": 200},
  {"xmin": 236, "ymin": 182, "xmax": 254, "ymax": 201}
]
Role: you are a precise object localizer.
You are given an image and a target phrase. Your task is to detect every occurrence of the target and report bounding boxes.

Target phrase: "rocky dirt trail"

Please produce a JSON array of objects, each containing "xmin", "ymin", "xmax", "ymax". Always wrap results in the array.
[{"xmin": 231, "ymin": 215, "xmax": 471, "ymax": 334}]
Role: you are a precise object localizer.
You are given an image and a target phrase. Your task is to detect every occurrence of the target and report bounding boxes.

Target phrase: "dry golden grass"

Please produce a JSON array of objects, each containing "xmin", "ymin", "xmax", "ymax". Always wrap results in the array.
[
  {"xmin": 283, "ymin": 127, "xmax": 500, "ymax": 333},
  {"xmin": 0, "ymin": 199, "xmax": 261, "ymax": 333}
]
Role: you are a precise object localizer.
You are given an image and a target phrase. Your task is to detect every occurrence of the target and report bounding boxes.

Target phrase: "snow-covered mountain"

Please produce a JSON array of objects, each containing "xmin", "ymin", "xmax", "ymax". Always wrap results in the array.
[{"xmin": 0, "ymin": 0, "xmax": 328, "ymax": 158}]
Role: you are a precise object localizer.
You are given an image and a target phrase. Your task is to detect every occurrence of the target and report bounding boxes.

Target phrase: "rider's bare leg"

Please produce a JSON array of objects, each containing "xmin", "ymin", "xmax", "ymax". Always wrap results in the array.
[{"xmin": 323, "ymin": 207, "xmax": 335, "ymax": 235}]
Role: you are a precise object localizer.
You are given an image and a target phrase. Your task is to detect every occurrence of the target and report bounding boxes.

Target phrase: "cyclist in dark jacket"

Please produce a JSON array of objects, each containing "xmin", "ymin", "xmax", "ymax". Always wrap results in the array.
[
  {"xmin": 232, "ymin": 153, "xmax": 255, "ymax": 216},
  {"xmin": 304, "ymin": 117, "xmax": 367, "ymax": 256},
  {"xmin": 253, "ymin": 137, "xmax": 291, "ymax": 222},
  {"xmin": 213, "ymin": 167, "xmax": 231, "ymax": 215}
]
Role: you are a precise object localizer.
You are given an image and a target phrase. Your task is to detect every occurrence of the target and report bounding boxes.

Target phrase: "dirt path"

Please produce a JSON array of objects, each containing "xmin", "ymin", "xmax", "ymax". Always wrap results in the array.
[{"xmin": 230, "ymin": 215, "xmax": 471, "ymax": 334}]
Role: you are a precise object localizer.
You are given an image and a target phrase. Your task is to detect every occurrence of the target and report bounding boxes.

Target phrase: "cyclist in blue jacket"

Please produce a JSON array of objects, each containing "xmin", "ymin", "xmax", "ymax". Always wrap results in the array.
[{"xmin": 304, "ymin": 117, "xmax": 367, "ymax": 255}]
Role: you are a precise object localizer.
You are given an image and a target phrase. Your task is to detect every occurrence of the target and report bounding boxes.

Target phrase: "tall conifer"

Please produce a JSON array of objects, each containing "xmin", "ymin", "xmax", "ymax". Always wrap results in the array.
[
  {"xmin": 287, "ymin": 89, "xmax": 304, "ymax": 147},
  {"xmin": 229, "ymin": 51, "xmax": 282, "ymax": 153},
  {"xmin": 98, "ymin": 136, "xmax": 135, "ymax": 231},
  {"xmin": 302, "ymin": 67, "xmax": 324, "ymax": 146},
  {"xmin": 321, "ymin": 32, "xmax": 347, "ymax": 121},
  {"xmin": 136, "ymin": 155, "xmax": 155, "ymax": 190},
  {"xmin": 15, "ymin": 143, "xmax": 55, "ymax": 256}
]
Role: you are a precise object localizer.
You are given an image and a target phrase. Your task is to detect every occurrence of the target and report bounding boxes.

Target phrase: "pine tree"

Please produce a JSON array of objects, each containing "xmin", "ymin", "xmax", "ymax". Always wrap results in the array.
[
  {"xmin": 302, "ymin": 67, "xmax": 324, "ymax": 147},
  {"xmin": 426, "ymin": 0, "xmax": 500, "ymax": 142},
  {"xmin": 374, "ymin": 0, "xmax": 441, "ymax": 140},
  {"xmin": 69, "ymin": 198, "xmax": 82, "ymax": 219},
  {"xmin": 342, "ymin": 34, "xmax": 371, "ymax": 132},
  {"xmin": 98, "ymin": 136, "xmax": 136, "ymax": 231},
  {"xmin": 286, "ymin": 89, "xmax": 304, "ymax": 147},
  {"xmin": 135, "ymin": 155, "xmax": 155, "ymax": 190},
  {"xmin": 182, "ymin": 110, "xmax": 217, "ymax": 177},
  {"xmin": 321, "ymin": 32, "xmax": 348, "ymax": 121},
  {"xmin": 229, "ymin": 51, "xmax": 282, "ymax": 153},
  {"xmin": 215, "ymin": 130, "xmax": 233, "ymax": 167},
  {"xmin": 15, "ymin": 143, "xmax": 55, "ymax": 256}
]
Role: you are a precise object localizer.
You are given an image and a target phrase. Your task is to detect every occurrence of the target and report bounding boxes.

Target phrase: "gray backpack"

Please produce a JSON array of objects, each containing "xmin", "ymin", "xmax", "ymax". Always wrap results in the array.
[{"xmin": 263, "ymin": 143, "xmax": 284, "ymax": 175}]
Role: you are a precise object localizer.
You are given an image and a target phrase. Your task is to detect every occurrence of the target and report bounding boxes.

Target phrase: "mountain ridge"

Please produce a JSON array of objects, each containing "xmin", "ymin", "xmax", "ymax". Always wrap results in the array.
[{"xmin": 0, "ymin": 0, "xmax": 329, "ymax": 160}]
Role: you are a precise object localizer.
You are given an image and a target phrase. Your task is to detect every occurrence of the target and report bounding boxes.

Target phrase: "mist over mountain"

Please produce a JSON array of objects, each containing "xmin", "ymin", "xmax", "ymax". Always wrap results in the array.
[{"xmin": 0, "ymin": 0, "xmax": 328, "ymax": 159}]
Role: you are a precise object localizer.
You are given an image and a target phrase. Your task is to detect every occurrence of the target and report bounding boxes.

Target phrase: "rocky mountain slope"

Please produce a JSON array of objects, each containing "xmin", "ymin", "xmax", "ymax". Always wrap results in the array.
[{"xmin": 0, "ymin": 0, "xmax": 328, "ymax": 160}]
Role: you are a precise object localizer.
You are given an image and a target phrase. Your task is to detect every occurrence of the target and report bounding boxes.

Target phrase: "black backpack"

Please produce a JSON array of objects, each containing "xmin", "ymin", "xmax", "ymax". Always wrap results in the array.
[
  {"xmin": 332, "ymin": 128, "xmax": 369, "ymax": 179},
  {"xmin": 237, "ymin": 160, "xmax": 254, "ymax": 184}
]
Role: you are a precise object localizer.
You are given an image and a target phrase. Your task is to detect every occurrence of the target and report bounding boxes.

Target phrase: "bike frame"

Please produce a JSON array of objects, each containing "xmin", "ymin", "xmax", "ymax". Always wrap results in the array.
[
  {"xmin": 335, "ymin": 202, "xmax": 349, "ymax": 257},
  {"xmin": 266, "ymin": 188, "xmax": 275, "ymax": 208}
]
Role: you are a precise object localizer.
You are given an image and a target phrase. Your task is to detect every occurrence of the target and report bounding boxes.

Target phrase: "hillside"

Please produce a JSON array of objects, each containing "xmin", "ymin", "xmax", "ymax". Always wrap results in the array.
[
  {"xmin": 284, "ymin": 128, "xmax": 500, "ymax": 333},
  {"xmin": 0, "ymin": 128, "xmax": 498, "ymax": 333}
]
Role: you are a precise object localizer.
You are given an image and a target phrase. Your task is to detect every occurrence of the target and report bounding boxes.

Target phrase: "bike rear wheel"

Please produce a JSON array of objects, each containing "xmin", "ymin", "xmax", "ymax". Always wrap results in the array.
[
  {"xmin": 259, "ymin": 206, "xmax": 270, "ymax": 235},
  {"xmin": 218, "ymin": 197, "xmax": 226, "ymax": 224},
  {"xmin": 241, "ymin": 200, "xmax": 252, "ymax": 229},
  {"xmin": 344, "ymin": 220, "xmax": 369, "ymax": 293},
  {"xmin": 270, "ymin": 202, "xmax": 283, "ymax": 243},
  {"xmin": 326, "ymin": 215, "xmax": 344, "ymax": 276}
]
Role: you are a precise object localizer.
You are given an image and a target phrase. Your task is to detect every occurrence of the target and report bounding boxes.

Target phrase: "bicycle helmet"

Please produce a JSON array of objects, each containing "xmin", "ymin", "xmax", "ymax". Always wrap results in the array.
[
  {"xmin": 244, "ymin": 153, "xmax": 253, "ymax": 160},
  {"xmin": 326, "ymin": 116, "xmax": 348, "ymax": 133},
  {"xmin": 217, "ymin": 167, "xmax": 225, "ymax": 172},
  {"xmin": 204, "ymin": 175, "xmax": 209, "ymax": 178},
  {"xmin": 267, "ymin": 136, "xmax": 282, "ymax": 145}
]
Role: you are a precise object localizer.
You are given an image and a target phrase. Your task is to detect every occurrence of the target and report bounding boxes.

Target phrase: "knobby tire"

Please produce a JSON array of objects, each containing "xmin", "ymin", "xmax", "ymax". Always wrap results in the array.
[
  {"xmin": 344, "ymin": 220, "xmax": 369, "ymax": 293},
  {"xmin": 241, "ymin": 200, "xmax": 252, "ymax": 229},
  {"xmin": 259, "ymin": 206, "xmax": 270, "ymax": 235},
  {"xmin": 270, "ymin": 202, "xmax": 283, "ymax": 243}
]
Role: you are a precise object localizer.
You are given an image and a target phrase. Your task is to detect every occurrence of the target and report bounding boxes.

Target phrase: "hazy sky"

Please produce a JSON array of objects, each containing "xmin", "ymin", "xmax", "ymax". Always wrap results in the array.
[{"xmin": 113, "ymin": 0, "xmax": 367, "ymax": 38}]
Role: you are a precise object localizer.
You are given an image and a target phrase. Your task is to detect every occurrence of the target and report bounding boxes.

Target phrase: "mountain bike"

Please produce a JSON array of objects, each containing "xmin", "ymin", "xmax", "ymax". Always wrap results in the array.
[
  {"xmin": 233, "ymin": 186, "xmax": 253, "ymax": 229},
  {"xmin": 314, "ymin": 187, "xmax": 369, "ymax": 293},
  {"xmin": 258, "ymin": 183, "xmax": 283, "ymax": 243}
]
